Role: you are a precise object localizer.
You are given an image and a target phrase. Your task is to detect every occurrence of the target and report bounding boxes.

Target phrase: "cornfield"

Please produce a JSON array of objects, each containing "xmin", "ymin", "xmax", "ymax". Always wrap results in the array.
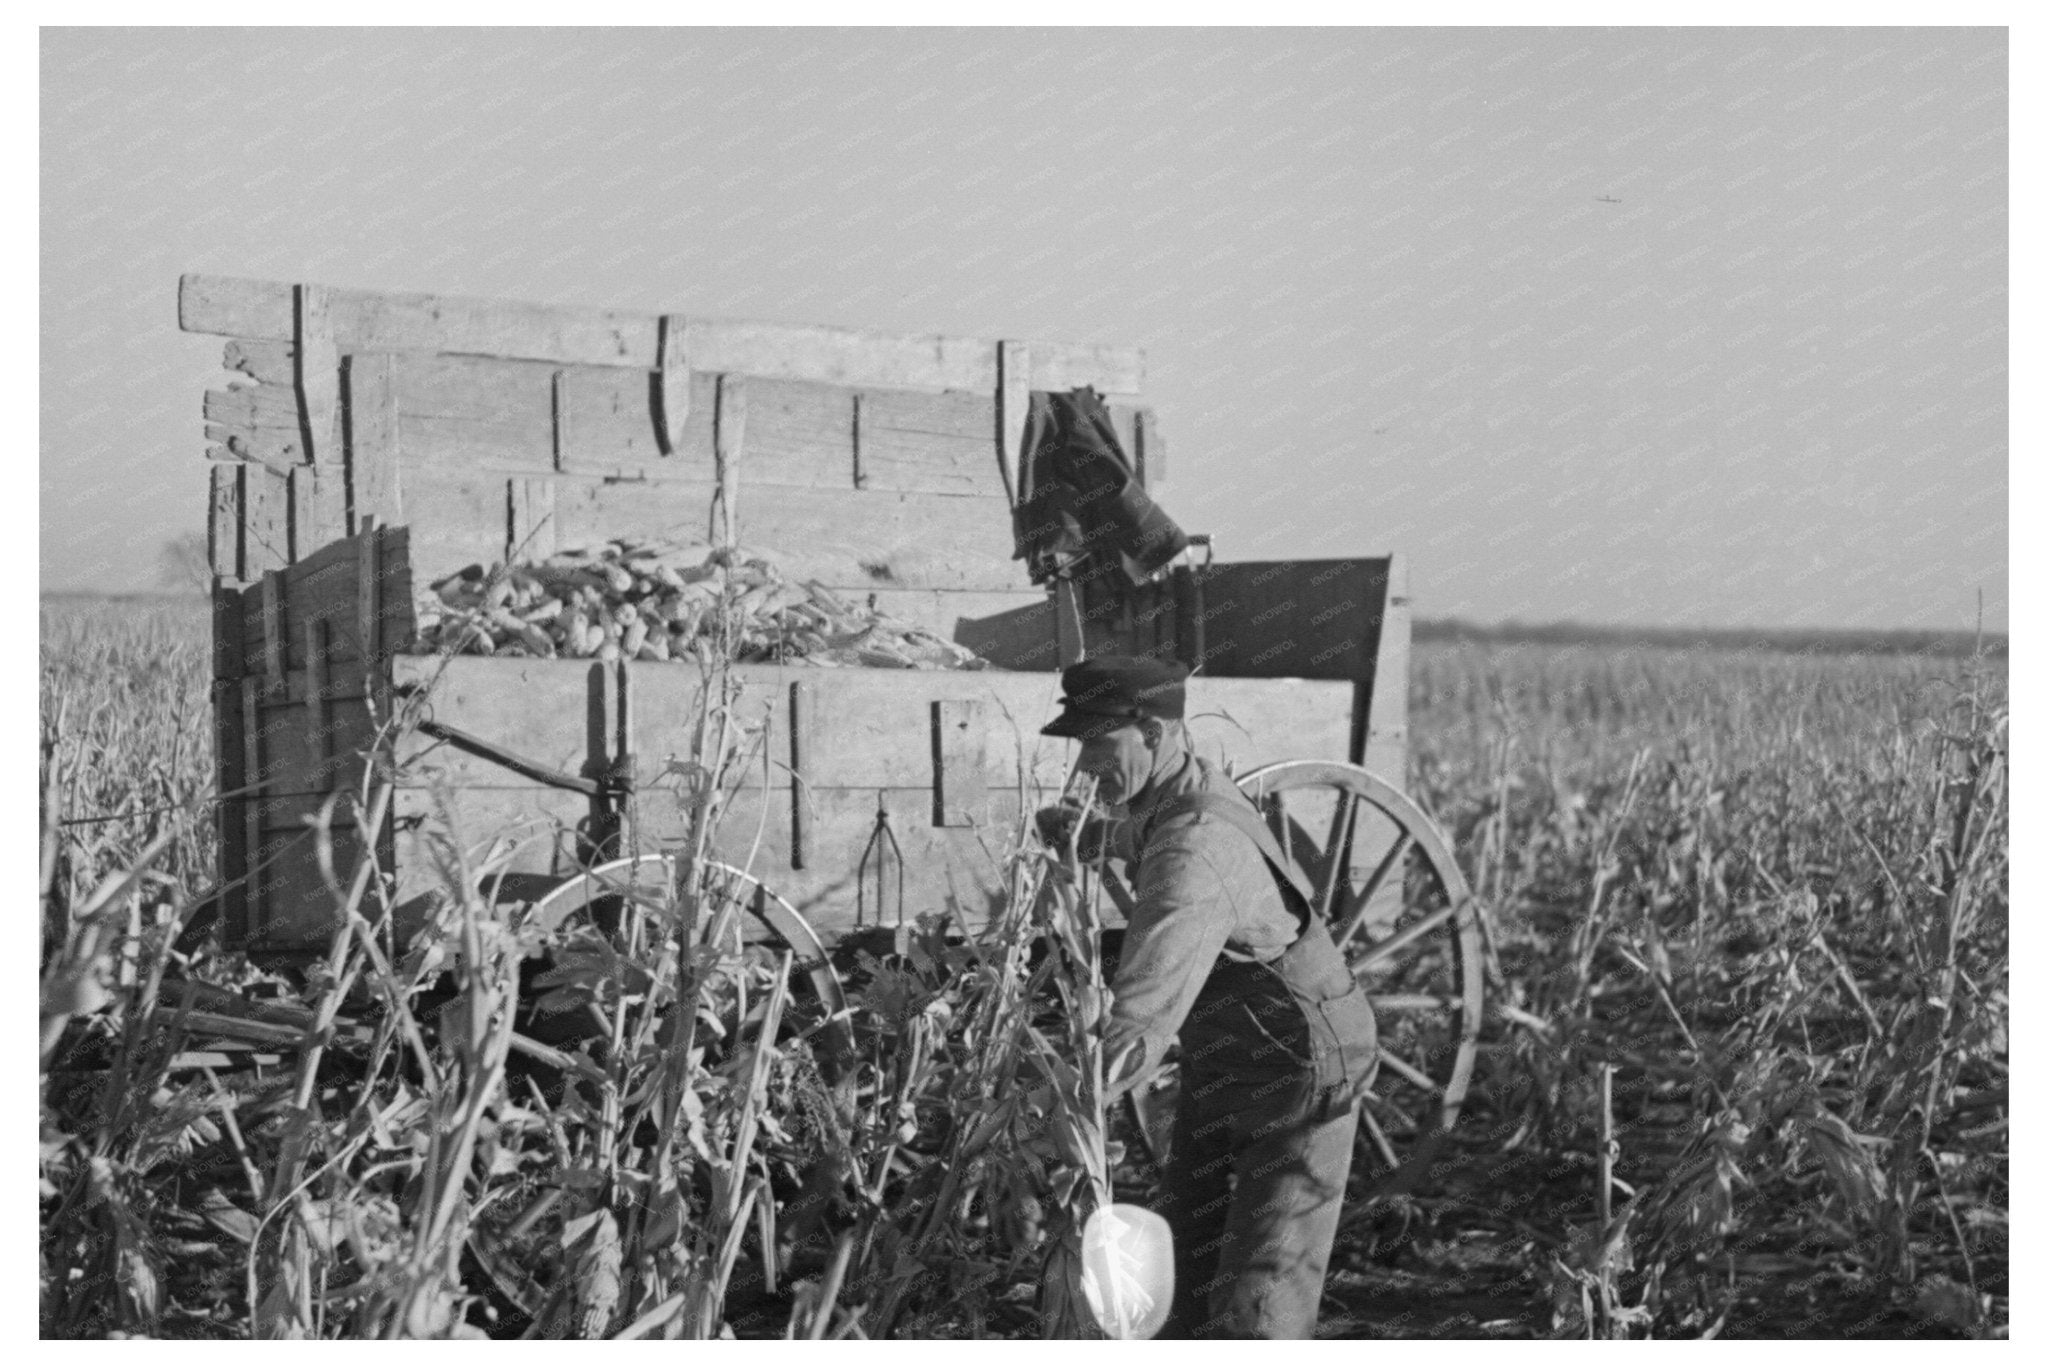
[{"xmin": 39, "ymin": 597, "xmax": 2007, "ymax": 1338}]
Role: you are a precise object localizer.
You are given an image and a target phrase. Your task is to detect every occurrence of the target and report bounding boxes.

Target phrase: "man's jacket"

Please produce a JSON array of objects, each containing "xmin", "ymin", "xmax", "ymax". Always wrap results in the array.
[{"xmin": 1094, "ymin": 752, "xmax": 1310, "ymax": 1097}]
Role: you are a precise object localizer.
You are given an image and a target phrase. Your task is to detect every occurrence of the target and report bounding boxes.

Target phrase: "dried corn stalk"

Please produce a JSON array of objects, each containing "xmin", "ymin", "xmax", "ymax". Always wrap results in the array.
[{"xmin": 404, "ymin": 540, "xmax": 991, "ymax": 671}]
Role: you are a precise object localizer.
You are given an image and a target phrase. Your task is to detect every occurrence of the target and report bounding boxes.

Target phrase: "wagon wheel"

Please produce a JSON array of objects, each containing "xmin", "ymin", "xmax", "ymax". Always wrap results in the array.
[
  {"xmin": 1122, "ymin": 761, "xmax": 1487, "ymax": 1201},
  {"xmin": 469, "ymin": 855, "xmax": 848, "ymax": 1332},
  {"xmin": 524, "ymin": 853, "xmax": 847, "ymax": 1031}
]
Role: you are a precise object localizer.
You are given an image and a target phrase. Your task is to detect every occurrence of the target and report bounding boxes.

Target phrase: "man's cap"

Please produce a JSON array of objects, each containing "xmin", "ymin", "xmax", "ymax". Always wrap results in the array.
[{"xmin": 1041, "ymin": 655, "xmax": 1191, "ymax": 740}]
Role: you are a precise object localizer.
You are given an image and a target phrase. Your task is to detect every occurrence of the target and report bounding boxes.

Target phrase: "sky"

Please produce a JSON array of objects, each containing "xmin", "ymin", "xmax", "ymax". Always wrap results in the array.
[{"xmin": 39, "ymin": 26, "xmax": 2008, "ymax": 631}]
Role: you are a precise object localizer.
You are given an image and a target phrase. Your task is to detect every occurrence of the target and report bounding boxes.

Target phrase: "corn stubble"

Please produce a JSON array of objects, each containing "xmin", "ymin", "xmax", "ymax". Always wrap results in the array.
[
  {"xmin": 41, "ymin": 604, "xmax": 2007, "ymax": 1338},
  {"xmin": 1402, "ymin": 643, "xmax": 2008, "ymax": 1338}
]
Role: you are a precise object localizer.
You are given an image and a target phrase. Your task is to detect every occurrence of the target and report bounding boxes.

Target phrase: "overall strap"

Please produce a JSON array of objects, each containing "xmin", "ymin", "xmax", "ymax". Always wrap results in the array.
[{"xmin": 1154, "ymin": 791, "xmax": 1318, "ymax": 926}]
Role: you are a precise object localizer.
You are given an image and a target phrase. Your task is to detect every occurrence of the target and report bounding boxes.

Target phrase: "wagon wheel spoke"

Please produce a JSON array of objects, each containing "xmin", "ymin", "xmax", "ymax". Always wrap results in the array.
[
  {"xmin": 1375, "ymin": 1046, "xmax": 1443, "ymax": 1096},
  {"xmin": 1314, "ymin": 790, "xmax": 1358, "ymax": 923},
  {"xmin": 1351, "ymin": 897, "xmax": 1461, "ymax": 974},
  {"xmin": 1332, "ymin": 829, "xmax": 1413, "ymax": 953},
  {"xmin": 1357, "ymin": 1101, "xmax": 1402, "ymax": 1171}
]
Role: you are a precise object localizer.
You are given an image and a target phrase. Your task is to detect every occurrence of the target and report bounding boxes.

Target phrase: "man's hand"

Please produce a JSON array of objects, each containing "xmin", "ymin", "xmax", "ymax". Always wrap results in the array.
[
  {"xmin": 1034, "ymin": 800, "xmax": 1084, "ymax": 850},
  {"xmin": 1035, "ymin": 801, "xmax": 1116, "ymax": 862}
]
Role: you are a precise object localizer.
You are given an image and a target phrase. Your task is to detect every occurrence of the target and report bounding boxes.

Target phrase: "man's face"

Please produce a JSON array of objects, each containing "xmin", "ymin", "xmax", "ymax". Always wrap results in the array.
[{"xmin": 1074, "ymin": 722, "xmax": 1155, "ymax": 808}]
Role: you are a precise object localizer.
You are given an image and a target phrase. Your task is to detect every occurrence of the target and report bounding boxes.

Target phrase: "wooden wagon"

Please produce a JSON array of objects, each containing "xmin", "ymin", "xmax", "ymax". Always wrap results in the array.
[{"xmin": 184, "ymin": 273, "xmax": 1487, "ymax": 1180}]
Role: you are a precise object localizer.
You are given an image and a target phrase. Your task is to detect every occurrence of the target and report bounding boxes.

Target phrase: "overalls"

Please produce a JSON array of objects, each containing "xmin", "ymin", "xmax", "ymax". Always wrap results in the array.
[{"xmin": 1148, "ymin": 793, "xmax": 1379, "ymax": 1339}]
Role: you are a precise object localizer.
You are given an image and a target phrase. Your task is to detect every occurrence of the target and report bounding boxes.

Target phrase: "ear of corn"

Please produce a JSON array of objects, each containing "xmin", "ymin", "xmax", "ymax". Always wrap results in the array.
[{"xmin": 408, "ymin": 540, "xmax": 990, "ymax": 670}]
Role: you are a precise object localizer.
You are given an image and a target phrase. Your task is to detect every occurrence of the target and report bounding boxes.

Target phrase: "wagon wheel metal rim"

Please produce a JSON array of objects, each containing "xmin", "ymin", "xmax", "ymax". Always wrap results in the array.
[
  {"xmin": 527, "ymin": 853, "xmax": 848, "ymax": 1029},
  {"xmin": 1121, "ymin": 761, "xmax": 1488, "ymax": 1198}
]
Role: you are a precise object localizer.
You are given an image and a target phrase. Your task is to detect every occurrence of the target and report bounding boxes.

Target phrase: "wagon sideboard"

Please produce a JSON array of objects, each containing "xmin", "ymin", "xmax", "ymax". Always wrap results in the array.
[
  {"xmin": 376, "ymin": 658, "xmax": 1364, "ymax": 948},
  {"xmin": 188, "ymin": 275, "xmax": 1410, "ymax": 957}
]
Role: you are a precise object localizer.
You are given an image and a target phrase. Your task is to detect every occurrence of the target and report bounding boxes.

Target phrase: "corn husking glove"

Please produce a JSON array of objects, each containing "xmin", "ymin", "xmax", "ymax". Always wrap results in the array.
[{"xmin": 1033, "ymin": 800, "xmax": 1118, "ymax": 864}]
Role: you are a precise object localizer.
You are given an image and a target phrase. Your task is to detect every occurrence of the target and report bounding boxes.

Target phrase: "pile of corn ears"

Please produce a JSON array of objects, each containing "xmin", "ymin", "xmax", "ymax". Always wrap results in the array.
[{"xmin": 408, "ymin": 539, "xmax": 992, "ymax": 670}]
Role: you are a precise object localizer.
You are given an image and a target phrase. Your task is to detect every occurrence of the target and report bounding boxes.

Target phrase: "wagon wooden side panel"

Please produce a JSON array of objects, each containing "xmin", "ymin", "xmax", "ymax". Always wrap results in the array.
[{"xmin": 385, "ymin": 655, "xmax": 1357, "ymax": 942}]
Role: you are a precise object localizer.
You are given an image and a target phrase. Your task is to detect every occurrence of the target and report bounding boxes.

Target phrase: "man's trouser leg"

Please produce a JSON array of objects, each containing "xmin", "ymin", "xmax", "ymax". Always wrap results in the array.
[
  {"xmin": 1158, "ymin": 1071, "xmax": 1237, "ymax": 1339},
  {"xmin": 1209, "ymin": 1093, "xmax": 1358, "ymax": 1338}
]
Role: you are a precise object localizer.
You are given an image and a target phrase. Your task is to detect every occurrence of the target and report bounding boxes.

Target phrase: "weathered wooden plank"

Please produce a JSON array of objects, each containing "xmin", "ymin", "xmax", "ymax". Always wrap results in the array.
[
  {"xmin": 387, "ymin": 471, "xmax": 522, "ymax": 586},
  {"xmin": 252, "ymin": 691, "xmax": 374, "ymax": 796},
  {"xmin": 390, "ymin": 351, "xmax": 553, "ymax": 424},
  {"xmin": 997, "ymin": 340, "xmax": 1028, "ymax": 506},
  {"xmin": 733, "ymin": 377, "xmax": 853, "ymax": 489},
  {"xmin": 395, "ymin": 411, "xmax": 554, "ymax": 473},
  {"xmin": 289, "ymin": 465, "xmax": 346, "ymax": 561},
  {"xmin": 390, "ymin": 655, "xmax": 622, "ymax": 788},
  {"xmin": 508, "ymin": 477, "xmax": 559, "ymax": 561},
  {"xmin": 300, "ymin": 618, "xmax": 328, "ymax": 791},
  {"xmin": 704, "ymin": 785, "xmax": 1029, "ymax": 938},
  {"xmin": 371, "ymin": 527, "xmax": 416, "ymax": 665},
  {"xmin": 205, "ymin": 384, "xmax": 301, "ymax": 430},
  {"xmin": 552, "ymin": 366, "xmax": 674, "ymax": 473},
  {"xmin": 1137, "ymin": 406, "xmax": 1163, "ymax": 486},
  {"xmin": 209, "ymin": 463, "xmax": 242, "ymax": 582},
  {"xmin": 628, "ymin": 663, "xmax": 1068, "ymax": 794},
  {"xmin": 182, "ymin": 273, "xmax": 647, "ymax": 369},
  {"xmin": 856, "ymin": 388, "xmax": 1002, "ymax": 498},
  {"xmin": 295, "ymin": 284, "xmax": 341, "ymax": 463},
  {"xmin": 344, "ymin": 352, "xmax": 402, "ymax": 533},
  {"xmin": 732, "ymin": 485, "xmax": 1033, "ymax": 594},
  {"xmin": 223, "ymin": 527, "xmax": 413, "ymax": 677},
  {"xmin": 240, "ymin": 678, "xmax": 264, "ymax": 936},
  {"xmin": 864, "ymin": 386, "xmax": 992, "ymax": 443},
  {"xmin": 280, "ymin": 517, "xmax": 363, "ymax": 592},
  {"xmin": 224, "ymin": 338, "xmax": 296, "ymax": 387},
  {"xmin": 788, "ymin": 679, "xmax": 812, "ymax": 868},
  {"xmin": 658, "ymin": 313, "xmax": 691, "ymax": 455},
  {"xmin": 674, "ymin": 318, "xmax": 1142, "ymax": 397},
  {"xmin": 208, "ymin": 425, "xmax": 304, "ymax": 467},
  {"xmin": 179, "ymin": 274, "xmax": 1144, "ymax": 394},
  {"xmin": 356, "ymin": 526, "xmax": 384, "ymax": 681},
  {"xmin": 391, "ymin": 778, "xmax": 1025, "ymax": 940},
  {"xmin": 260, "ymin": 573, "xmax": 286, "ymax": 693},
  {"xmin": 213, "ymin": 678, "xmax": 249, "ymax": 942},
  {"xmin": 182, "ymin": 275, "xmax": 292, "ymax": 340},
  {"xmin": 215, "ymin": 654, "xmax": 377, "ymax": 707},
  {"xmin": 1181, "ymin": 675, "xmax": 1357, "ymax": 773},
  {"xmin": 713, "ymin": 375, "xmax": 745, "ymax": 548},
  {"xmin": 211, "ymin": 584, "xmax": 245, "ymax": 681},
  {"xmin": 932, "ymin": 699, "xmax": 987, "ymax": 827},
  {"xmin": 1363, "ymin": 551, "xmax": 1408, "ymax": 783},
  {"xmin": 390, "ymin": 352, "xmax": 556, "ymax": 473},
  {"xmin": 247, "ymin": 810, "xmax": 371, "ymax": 954},
  {"xmin": 386, "ymin": 357, "xmax": 1003, "ymax": 495},
  {"xmin": 1032, "ymin": 345, "xmax": 1143, "ymax": 396},
  {"xmin": 559, "ymin": 366, "xmax": 715, "ymax": 475}
]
